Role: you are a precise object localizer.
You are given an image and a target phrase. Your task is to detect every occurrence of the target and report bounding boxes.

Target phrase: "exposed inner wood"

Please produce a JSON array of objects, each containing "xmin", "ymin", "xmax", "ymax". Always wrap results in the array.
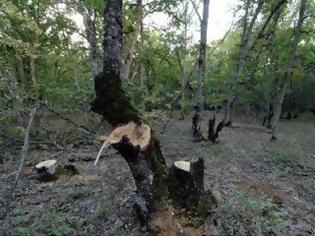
[
  {"xmin": 174, "ymin": 161, "xmax": 191, "ymax": 172},
  {"xmin": 94, "ymin": 121, "xmax": 151, "ymax": 165},
  {"xmin": 35, "ymin": 160, "xmax": 57, "ymax": 173},
  {"xmin": 35, "ymin": 159, "xmax": 57, "ymax": 168}
]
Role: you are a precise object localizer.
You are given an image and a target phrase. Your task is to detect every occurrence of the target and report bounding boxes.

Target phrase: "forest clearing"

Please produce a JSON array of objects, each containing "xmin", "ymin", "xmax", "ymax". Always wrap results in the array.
[
  {"xmin": 0, "ymin": 0, "xmax": 314, "ymax": 235},
  {"xmin": 1, "ymin": 112, "xmax": 314, "ymax": 235}
]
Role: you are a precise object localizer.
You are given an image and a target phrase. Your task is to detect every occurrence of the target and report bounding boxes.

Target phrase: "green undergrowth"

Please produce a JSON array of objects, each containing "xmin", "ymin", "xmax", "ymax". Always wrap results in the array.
[{"xmin": 214, "ymin": 188, "xmax": 287, "ymax": 235}]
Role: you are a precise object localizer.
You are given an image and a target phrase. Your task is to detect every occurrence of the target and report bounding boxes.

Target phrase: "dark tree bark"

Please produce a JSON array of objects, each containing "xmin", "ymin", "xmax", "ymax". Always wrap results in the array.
[
  {"xmin": 192, "ymin": 107, "xmax": 205, "ymax": 141},
  {"xmin": 271, "ymin": 0, "xmax": 307, "ymax": 140},
  {"xmin": 168, "ymin": 159, "xmax": 212, "ymax": 217},
  {"xmin": 263, "ymin": 103, "xmax": 273, "ymax": 129},
  {"xmin": 208, "ymin": 115, "xmax": 225, "ymax": 143},
  {"xmin": 92, "ymin": 0, "xmax": 212, "ymax": 229}
]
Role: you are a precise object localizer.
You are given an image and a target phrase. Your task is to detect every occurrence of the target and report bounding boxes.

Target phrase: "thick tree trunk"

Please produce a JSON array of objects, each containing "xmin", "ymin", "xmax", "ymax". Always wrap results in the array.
[
  {"xmin": 92, "ymin": 0, "xmax": 166, "ymax": 225},
  {"xmin": 271, "ymin": 0, "xmax": 306, "ymax": 140},
  {"xmin": 92, "ymin": 0, "xmax": 212, "ymax": 228},
  {"xmin": 197, "ymin": 0, "xmax": 210, "ymax": 112}
]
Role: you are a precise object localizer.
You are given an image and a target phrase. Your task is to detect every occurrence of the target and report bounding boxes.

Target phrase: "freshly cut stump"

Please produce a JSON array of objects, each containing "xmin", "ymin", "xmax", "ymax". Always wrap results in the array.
[
  {"xmin": 35, "ymin": 160, "xmax": 58, "ymax": 181},
  {"xmin": 35, "ymin": 160, "xmax": 78, "ymax": 181},
  {"xmin": 168, "ymin": 159, "xmax": 210, "ymax": 218}
]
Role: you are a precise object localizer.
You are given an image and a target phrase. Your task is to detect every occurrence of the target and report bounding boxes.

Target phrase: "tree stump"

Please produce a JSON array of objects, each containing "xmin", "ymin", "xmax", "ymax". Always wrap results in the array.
[
  {"xmin": 35, "ymin": 160, "xmax": 78, "ymax": 181},
  {"xmin": 167, "ymin": 159, "xmax": 211, "ymax": 218}
]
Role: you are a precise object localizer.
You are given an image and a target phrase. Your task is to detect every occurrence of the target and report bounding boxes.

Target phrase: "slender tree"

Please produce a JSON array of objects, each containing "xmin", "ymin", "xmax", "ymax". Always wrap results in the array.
[
  {"xmin": 122, "ymin": 0, "xmax": 143, "ymax": 80},
  {"xmin": 192, "ymin": 0, "xmax": 210, "ymax": 141},
  {"xmin": 224, "ymin": 0, "xmax": 265, "ymax": 126},
  {"xmin": 197, "ymin": 0, "xmax": 210, "ymax": 111},
  {"xmin": 271, "ymin": 0, "xmax": 307, "ymax": 140},
  {"xmin": 77, "ymin": 2, "xmax": 101, "ymax": 77}
]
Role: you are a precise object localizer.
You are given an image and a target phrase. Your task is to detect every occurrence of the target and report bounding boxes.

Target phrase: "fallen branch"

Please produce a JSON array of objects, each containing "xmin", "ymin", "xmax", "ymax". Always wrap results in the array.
[
  {"xmin": 94, "ymin": 122, "xmax": 150, "ymax": 165},
  {"xmin": 0, "ymin": 106, "xmax": 37, "ymax": 220}
]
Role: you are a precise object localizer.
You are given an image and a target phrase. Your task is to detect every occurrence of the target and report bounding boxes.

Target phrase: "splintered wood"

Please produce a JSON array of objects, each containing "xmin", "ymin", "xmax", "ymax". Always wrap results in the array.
[{"xmin": 94, "ymin": 122, "xmax": 151, "ymax": 165}]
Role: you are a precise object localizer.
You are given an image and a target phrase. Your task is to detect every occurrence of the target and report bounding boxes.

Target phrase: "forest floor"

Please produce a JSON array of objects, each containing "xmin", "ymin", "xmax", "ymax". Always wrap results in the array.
[{"xmin": 0, "ymin": 111, "xmax": 314, "ymax": 235}]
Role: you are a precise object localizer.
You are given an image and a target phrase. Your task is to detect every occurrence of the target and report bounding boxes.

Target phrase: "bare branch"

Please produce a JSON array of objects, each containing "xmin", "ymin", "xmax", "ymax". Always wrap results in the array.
[{"xmin": 190, "ymin": 0, "xmax": 202, "ymax": 22}]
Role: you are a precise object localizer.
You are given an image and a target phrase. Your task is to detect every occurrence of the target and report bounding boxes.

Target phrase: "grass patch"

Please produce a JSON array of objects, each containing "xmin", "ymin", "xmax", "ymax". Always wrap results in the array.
[
  {"xmin": 214, "ymin": 189, "xmax": 286, "ymax": 235},
  {"xmin": 68, "ymin": 187, "xmax": 93, "ymax": 200},
  {"xmin": 264, "ymin": 150, "xmax": 315, "ymax": 176},
  {"xmin": 1, "ymin": 207, "xmax": 90, "ymax": 236}
]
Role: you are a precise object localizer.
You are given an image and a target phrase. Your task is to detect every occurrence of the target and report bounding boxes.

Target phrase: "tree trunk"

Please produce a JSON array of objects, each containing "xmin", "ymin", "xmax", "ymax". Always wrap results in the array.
[
  {"xmin": 122, "ymin": 0, "xmax": 143, "ymax": 80},
  {"xmin": 197, "ymin": 0, "xmax": 210, "ymax": 111},
  {"xmin": 167, "ymin": 159, "xmax": 211, "ymax": 217},
  {"xmin": 263, "ymin": 103, "xmax": 273, "ymax": 129},
  {"xmin": 92, "ymin": 0, "xmax": 212, "ymax": 229},
  {"xmin": 208, "ymin": 114, "xmax": 225, "ymax": 143},
  {"xmin": 271, "ymin": 0, "xmax": 306, "ymax": 140},
  {"xmin": 180, "ymin": 0, "xmax": 189, "ymax": 103},
  {"xmin": 30, "ymin": 49, "xmax": 37, "ymax": 87},
  {"xmin": 15, "ymin": 56, "xmax": 27, "ymax": 88},
  {"xmin": 81, "ymin": 7, "xmax": 100, "ymax": 77},
  {"xmin": 224, "ymin": 0, "xmax": 265, "ymax": 126},
  {"xmin": 192, "ymin": 107, "xmax": 204, "ymax": 141}
]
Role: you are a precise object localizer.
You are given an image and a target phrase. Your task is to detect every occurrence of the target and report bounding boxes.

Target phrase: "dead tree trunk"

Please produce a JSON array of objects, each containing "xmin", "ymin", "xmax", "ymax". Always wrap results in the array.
[
  {"xmin": 92, "ymin": 0, "xmax": 212, "ymax": 228},
  {"xmin": 271, "ymin": 0, "xmax": 306, "ymax": 140}
]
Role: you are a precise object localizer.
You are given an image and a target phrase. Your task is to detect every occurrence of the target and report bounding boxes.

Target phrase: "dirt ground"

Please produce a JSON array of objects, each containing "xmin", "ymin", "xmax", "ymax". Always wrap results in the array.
[{"xmin": 0, "ymin": 111, "xmax": 314, "ymax": 235}]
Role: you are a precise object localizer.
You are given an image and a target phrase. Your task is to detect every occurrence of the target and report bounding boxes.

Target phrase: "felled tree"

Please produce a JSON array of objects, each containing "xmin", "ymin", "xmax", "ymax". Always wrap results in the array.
[{"xmin": 91, "ymin": 0, "xmax": 213, "ymax": 230}]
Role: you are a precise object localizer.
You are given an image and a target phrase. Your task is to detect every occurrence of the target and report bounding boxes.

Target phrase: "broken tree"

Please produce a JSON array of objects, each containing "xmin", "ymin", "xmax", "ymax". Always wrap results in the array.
[{"xmin": 91, "ymin": 0, "xmax": 214, "ymax": 229}]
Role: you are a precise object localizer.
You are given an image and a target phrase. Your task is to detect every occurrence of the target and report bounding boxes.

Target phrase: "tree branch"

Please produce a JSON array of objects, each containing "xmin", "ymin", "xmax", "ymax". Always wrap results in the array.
[
  {"xmin": 190, "ymin": 0, "xmax": 202, "ymax": 22},
  {"xmin": 0, "ymin": 105, "xmax": 37, "ymax": 220}
]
